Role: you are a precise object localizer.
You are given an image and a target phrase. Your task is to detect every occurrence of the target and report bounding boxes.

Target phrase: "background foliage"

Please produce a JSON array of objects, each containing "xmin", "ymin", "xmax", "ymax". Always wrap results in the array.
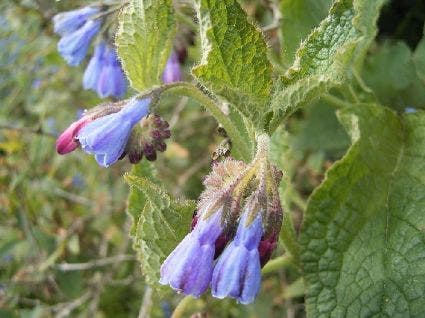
[{"xmin": 1, "ymin": 0, "xmax": 424, "ymax": 317}]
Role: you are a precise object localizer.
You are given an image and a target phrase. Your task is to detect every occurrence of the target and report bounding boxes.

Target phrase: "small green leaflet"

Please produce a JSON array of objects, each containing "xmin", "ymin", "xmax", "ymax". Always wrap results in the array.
[
  {"xmin": 116, "ymin": 0, "xmax": 175, "ymax": 92},
  {"xmin": 192, "ymin": 0, "xmax": 273, "ymax": 125},
  {"xmin": 125, "ymin": 163, "xmax": 195, "ymax": 291},
  {"xmin": 268, "ymin": 0, "xmax": 385, "ymax": 131},
  {"xmin": 300, "ymin": 104, "xmax": 425, "ymax": 317}
]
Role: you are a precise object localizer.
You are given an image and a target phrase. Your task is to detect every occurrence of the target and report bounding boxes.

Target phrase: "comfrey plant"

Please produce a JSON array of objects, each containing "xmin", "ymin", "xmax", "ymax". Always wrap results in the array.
[
  {"xmin": 51, "ymin": 0, "xmax": 425, "ymax": 316},
  {"xmin": 160, "ymin": 135, "xmax": 283, "ymax": 304}
]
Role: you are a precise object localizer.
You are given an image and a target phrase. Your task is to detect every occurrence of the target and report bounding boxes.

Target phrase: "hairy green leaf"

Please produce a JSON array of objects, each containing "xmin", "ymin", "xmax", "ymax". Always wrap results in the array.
[
  {"xmin": 300, "ymin": 104, "xmax": 425, "ymax": 317},
  {"xmin": 269, "ymin": 0, "xmax": 385, "ymax": 130},
  {"xmin": 116, "ymin": 0, "xmax": 175, "ymax": 92},
  {"xmin": 126, "ymin": 164, "xmax": 195, "ymax": 290},
  {"xmin": 192, "ymin": 0, "xmax": 273, "ymax": 124},
  {"xmin": 280, "ymin": 0, "xmax": 333, "ymax": 67}
]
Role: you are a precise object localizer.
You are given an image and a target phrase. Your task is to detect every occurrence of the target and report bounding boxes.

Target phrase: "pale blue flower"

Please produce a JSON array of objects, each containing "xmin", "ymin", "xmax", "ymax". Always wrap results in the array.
[
  {"xmin": 53, "ymin": 7, "xmax": 99, "ymax": 36},
  {"xmin": 211, "ymin": 211, "xmax": 263, "ymax": 304},
  {"xmin": 57, "ymin": 19, "xmax": 101, "ymax": 66},
  {"xmin": 77, "ymin": 98, "xmax": 150, "ymax": 167}
]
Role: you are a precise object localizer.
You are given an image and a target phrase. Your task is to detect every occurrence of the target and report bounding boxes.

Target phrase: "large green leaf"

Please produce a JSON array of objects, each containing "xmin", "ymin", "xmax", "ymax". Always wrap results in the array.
[
  {"xmin": 363, "ymin": 41, "xmax": 425, "ymax": 111},
  {"xmin": 192, "ymin": 0, "xmax": 273, "ymax": 124},
  {"xmin": 300, "ymin": 104, "xmax": 425, "ymax": 317},
  {"xmin": 280, "ymin": 0, "xmax": 333, "ymax": 68},
  {"xmin": 116, "ymin": 0, "xmax": 175, "ymax": 92},
  {"xmin": 268, "ymin": 0, "xmax": 385, "ymax": 131},
  {"xmin": 126, "ymin": 163, "xmax": 195, "ymax": 290}
]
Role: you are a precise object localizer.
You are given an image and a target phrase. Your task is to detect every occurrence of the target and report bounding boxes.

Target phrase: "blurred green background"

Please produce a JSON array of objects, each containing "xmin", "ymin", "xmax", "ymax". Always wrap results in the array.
[{"xmin": 1, "ymin": 0, "xmax": 423, "ymax": 317}]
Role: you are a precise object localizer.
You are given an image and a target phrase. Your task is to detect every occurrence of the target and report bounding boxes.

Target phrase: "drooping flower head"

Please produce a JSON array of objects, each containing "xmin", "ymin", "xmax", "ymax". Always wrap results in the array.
[
  {"xmin": 160, "ymin": 135, "xmax": 283, "ymax": 304},
  {"xmin": 53, "ymin": 6, "xmax": 100, "ymax": 36},
  {"xmin": 162, "ymin": 51, "xmax": 182, "ymax": 83},
  {"xmin": 83, "ymin": 42, "xmax": 127, "ymax": 98},
  {"xmin": 83, "ymin": 41, "xmax": 105, "ymax": 91},
  {"xmin": 55, "ymin": 97, "xmax": 171, "ymax": 167},
  {"xmin": 57, "ymin": 19, "xmax": 101, "ymax": 66},
  {"xmin": 212, "ymin": 202, "xmax": 264, "ymax": 304},
  {"xmin": 56, "ymin": 102, "xmax": 124, "ymax": 155},
  {"xmin": 77, "ymin": 97, "xmax": 150, "ymax": 167},
  {"xmin": 160, "ymin": 159, "xmax": 248, "ymax": 297},
  {"xmin": 160, "ymin": 207, "xmax": 224, "ymax": 297}
]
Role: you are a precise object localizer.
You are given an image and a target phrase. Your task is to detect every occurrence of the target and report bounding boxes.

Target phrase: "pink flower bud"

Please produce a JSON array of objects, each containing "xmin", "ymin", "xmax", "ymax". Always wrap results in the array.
[{"xmin": 56, "ymin": 116, "xmax": 93, "ymax": 154}]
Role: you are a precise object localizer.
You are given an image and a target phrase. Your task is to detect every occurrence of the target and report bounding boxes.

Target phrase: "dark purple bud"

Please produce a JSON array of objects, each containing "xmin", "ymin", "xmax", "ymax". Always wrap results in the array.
[
  {"xmin": 161, "ymin": 129, "xmax": 171, "ymax": 139},
  {"xmin": 151, "ymin": 129, "xmax": 162, "ymax": 140},
  {"xmin": 258, "ymin": 233, "xmax": 278, "ymax": 267},
  {"xmin": 128, "ymin": 149, "xmax": 143, "ymax": 164},
  {"xmin": 156, "ymin": 141, "xmax": 167, "ymax": 152}
]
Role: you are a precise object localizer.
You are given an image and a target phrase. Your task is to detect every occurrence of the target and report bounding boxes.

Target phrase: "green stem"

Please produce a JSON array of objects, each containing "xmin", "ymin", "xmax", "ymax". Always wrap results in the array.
[
  {"xmin": 321, "ymin": 93, "xmax": 352, "ymax": 109},
  {"xmin": 171, "ymin": 296, "xmax": 194, "ymax": 318},
  {"xmin": 262, "ymin": 255, "xmax": 294, "ymax": 274},
  {"xmin": 162, "ymin": 82, "xmax": 253, "ymax": 162}
]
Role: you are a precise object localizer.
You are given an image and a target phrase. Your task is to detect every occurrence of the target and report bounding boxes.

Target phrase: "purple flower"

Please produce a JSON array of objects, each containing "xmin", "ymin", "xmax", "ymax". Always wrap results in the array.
[
  {"xmin": 83, "ymin": 42, "xmax": 127, "ymax": 98},
  {"xmin": 53, "ymin": 7, "xmax": 99, "ymax": 36},
  {"xmin": 83, "ymin": 42, "xmax": 105, "ymax": 91},
  {"xmin": 97, "ymin": 45, "xmax": 127, "ymax": 98},
  {"xmin": 159, "ymin": 209, "xmax": 223, "ymax": 297},
  {"xmin": 77, "ymin": 98, "xmax": 150, "ymax": 167},
  {"xmin": 162, "ymin": 51, "xmax": 182, "ymax": 83},
  {"xmin": 211, "ymin": 211, "xmax": 263, "ymax": 304},
  {"xmin": 58, "ymin": 19, "xmax": 101, "ymax": 66}
]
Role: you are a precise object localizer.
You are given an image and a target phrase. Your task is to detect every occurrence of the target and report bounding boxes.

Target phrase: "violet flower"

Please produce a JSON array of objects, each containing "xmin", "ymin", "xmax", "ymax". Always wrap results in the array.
[
  {"xmin": 53, "ymin": 6, "xmax": 99, "ymax": 36},
  {"xmin": 159, "ymin": 209, "xmax": 224, "ymax": 297},
  {"xmin": 96, "ymin": 45, "xmax": 127, "ymax": 98},
  {"xmin": 57, "ymin": 19, "xmax": 101, "ymax": 66},
  {"xmin": 83, "ymin": 41, "xmax": 105, "ymax": 91},
  {"xmin": 83, "ymin": 42, "xmax": 127, "ymax": 98},
  {"xmin": 162, "ymin": 51, "xmax": 182, "ymax": 83},
  {"xmin": 77, "ymin": 98, "xmax": 150, "ymax": 167},
  {"xmin": 211, "ymin": 211, "xmax": 263, "ymax": 304}
]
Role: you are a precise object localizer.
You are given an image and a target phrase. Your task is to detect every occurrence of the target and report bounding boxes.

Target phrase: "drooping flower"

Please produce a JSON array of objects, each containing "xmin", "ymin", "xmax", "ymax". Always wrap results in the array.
[
  {"xmin": 83, "ymin": 41, "xmax": 105, "ymax": 91},
  {"xmin": 159, "ymin": 208, "xmax": 224, "ymax": 297},
  {"xmin": 56, "ymin": 102, "xmax": 125, "ymax": 155},
  {"xmin": 96, "ymin": 45, "xmax": 127, "ymax": 98},
  {"xmin": 212, "ymin": 206, "xmax": 263, "ymax": 304},
  {"xmin": 77, "ymin": 97, "xmax": 150, "ymax": 167},
  {"xmin": 162, "ymin": 51, "xmax": 182, "ymax": 83},
  {"xmin": 53, "ymin": 6, "xmax": 99, "ymax": 36},
  {"xmin": 83, "ymin": 42, "xmax": 127, "ymax": 98},
  {"xmin": 57, "ymin": 19, "xmax": 101, "ymax": 66}
]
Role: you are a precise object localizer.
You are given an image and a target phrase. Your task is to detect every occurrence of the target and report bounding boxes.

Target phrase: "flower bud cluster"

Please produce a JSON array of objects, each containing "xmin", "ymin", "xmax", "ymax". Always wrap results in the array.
[
  {"xmin": 160, "ymin": 135, "xmax": 283, "ymax": 304},
  {"xmin": 125, "ymin": 114, "xmax": 171, "ymax": 163}
]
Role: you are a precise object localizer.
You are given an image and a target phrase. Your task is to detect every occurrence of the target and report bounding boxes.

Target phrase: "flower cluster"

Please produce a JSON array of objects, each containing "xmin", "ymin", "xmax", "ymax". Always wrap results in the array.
[
  {"xmin": 160, "ymin": 136, "xmax": 283, "ymax": 304},
  {"xmin": 53, "ymin": 6, "xmax": 186, "ymax": 99},
  {"xmin": 53, "ymin": 6, "xmax": 127, "ymax": 98},
  {"xmin": 56, "ymin": 97, "xmax": 170, "ymax": 167}
]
